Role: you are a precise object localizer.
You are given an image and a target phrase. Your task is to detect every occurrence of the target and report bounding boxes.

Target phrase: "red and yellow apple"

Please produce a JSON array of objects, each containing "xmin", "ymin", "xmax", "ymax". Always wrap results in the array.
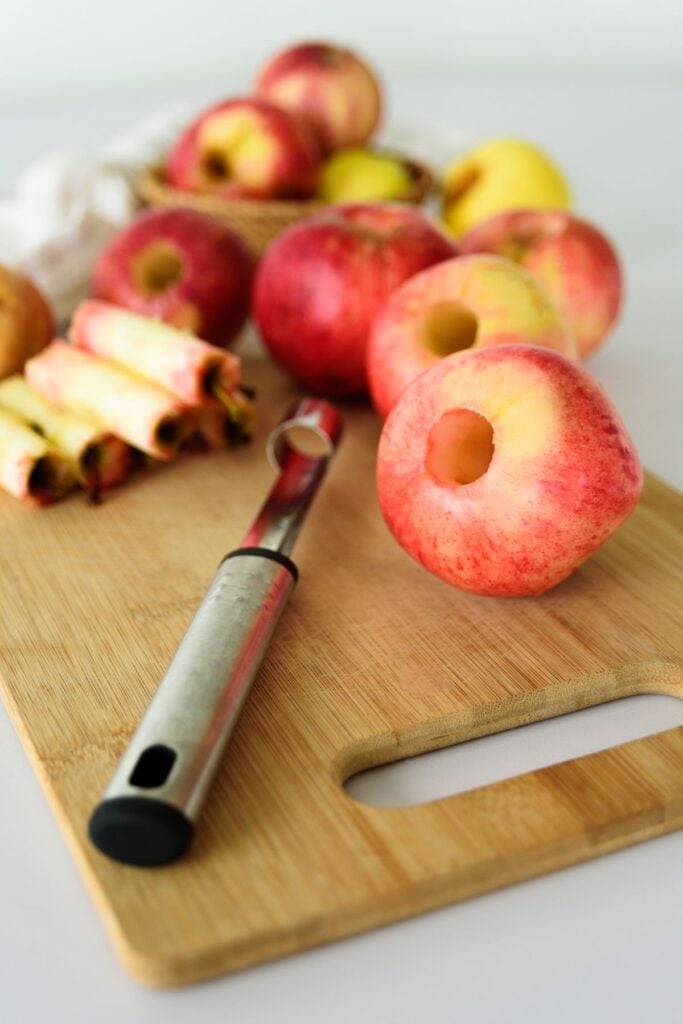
[
  {"xmin": 377, "ymin": 344, "xmax": 642, "ymax": 597},
  {"xmin": 442, "ymin": 138, "xmax": 571, "ymax": 236},
  {"xmin": 166, "ymin": 97, "xmax": 320, "ymax": 199},
  {"xmin": 459, "ymin": 209, "xmax": 622, "ymax": 359},
  {"xmin": 368, "ymin": 253, "xmax": 574, "ymax": 418},
  {"xmin": 255, "ymin": 41, "xmax": 381, "ymax": 153},
  {"xmin": 252, "ymin": 203, "xmax": 455, "ymax": 397},
  {"xmin": 0, "ymin": 265, "xmax": 54, "ymax": 379},
  {"xmin": 91, "ymin": 207, "xmax": 253, "ymax": 346}
]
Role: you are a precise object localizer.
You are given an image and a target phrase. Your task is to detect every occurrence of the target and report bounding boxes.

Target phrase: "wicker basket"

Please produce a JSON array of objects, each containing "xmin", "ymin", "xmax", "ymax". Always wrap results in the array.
[{"xmin": 137, "ymin": 157, "xmax": 435, "ymax": 258}]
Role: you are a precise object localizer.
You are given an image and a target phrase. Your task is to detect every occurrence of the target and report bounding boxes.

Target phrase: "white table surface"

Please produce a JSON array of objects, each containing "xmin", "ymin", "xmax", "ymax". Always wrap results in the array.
[{"xmin": 1, "ymin": 74, "xmax": 681, "ymax": 1023}]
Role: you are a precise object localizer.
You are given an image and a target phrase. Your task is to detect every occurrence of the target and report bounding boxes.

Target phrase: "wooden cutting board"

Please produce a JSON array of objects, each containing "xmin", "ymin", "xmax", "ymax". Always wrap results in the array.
[{"xmin": 0, "ymin": 341, "xmax": 681, "ymax": 987}]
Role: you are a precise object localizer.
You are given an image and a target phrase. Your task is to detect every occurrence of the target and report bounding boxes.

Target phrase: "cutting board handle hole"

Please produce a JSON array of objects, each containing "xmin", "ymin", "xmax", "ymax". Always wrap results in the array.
[
  {"xmin": 128, "ymin": 744, "xmax": 177, "ymax": 789},
  {"xmin": 344, "ymin": 693, "xmax": 683, "ymax": 808}
]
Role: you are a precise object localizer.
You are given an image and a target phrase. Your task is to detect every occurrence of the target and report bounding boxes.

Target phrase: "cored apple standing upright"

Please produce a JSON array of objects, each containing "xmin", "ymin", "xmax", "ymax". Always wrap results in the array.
[
  {"xmin": 367, "ymin": 254, "xmax": 575, "ymax": 418},
  {"xmin": 376, "ymin": 344, "xmax": 643, "ymax": 597}
]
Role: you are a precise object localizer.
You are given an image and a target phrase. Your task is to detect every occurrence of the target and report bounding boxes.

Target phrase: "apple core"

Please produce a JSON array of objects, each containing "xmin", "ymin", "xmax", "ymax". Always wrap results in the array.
[
  {"xmin": 426, "ymin": 408, "xmax": 494, "ymax": 486},
  {"xmin": 420, "ymin": 301, "xmax": 478, "ymax": 357},
  {"xmin": 132, "ymin": 243, "xmax": 185, "ymax": 296}
]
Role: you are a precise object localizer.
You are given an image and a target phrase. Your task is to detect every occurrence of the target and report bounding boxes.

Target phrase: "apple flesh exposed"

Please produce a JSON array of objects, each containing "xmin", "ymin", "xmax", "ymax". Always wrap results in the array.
[
  {"xmin": 91, "ymin": 207, "xmax": 253, "ymax": 347},
  {"xmin": 368, "ymin": 253, "xmax": 575, "ymax": 418},
  {"xmin": 0, "ymin": 265, "xmax": 54, "ymax": 379},
  {"xmin": 252, "ymin": 203, "xmax": 455, "ymax": 397},
  {"xmin": 442, "ymin": 138, "xmax": 571, "ymax": 236},
  {"xmin": 166, "ymin": 97, "xmax": 320, "ymax": 200},
  {"xmin": 255, "ymin": 41, "xmax": 381, "ymax": 153},
  {"xmin": 377, "ymin": 344, "xmax": 643, "ymax": 597},
  {"xmin": 459, "ymin": 209, "xmax": 622, "ymax": 359}
]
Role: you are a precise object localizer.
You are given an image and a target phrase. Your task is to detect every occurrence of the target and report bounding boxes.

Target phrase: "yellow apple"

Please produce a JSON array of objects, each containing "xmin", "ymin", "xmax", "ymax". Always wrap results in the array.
[
  {"xmin": 442, "ymin": 138, "xmax": 571, "ymax": 236},
  {"xmin": 317, "ymin": 147, "xmax": 414, "ymax": 203}
]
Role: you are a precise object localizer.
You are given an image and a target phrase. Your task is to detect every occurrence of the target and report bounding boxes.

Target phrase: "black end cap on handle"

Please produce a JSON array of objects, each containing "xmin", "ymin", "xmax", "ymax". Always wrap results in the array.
[{"xmin": 88, "ymin": 797, "xmax": 194, "ymax": 868}]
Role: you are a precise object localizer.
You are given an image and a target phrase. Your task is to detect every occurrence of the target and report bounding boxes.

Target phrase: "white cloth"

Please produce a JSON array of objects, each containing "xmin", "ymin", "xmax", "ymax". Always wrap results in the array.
[{"xmin": 0, "ymin": 105, "xmax": 191, "ymax": 324}]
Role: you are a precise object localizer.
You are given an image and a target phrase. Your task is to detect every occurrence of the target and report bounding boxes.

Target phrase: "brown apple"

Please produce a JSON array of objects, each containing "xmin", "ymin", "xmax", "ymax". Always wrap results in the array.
[{"xmin": 0, "ymin": 265, "xmax": 54, "ymax": 379}]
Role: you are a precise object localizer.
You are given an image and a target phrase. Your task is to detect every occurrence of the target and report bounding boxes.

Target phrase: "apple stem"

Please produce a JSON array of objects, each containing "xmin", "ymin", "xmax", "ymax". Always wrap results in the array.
[
  {"xmin": 211, "ymin": 383, "xmax": 255, "ymax": 445},
  {"xmin": 81, "ymin": 444, "xmax": 103, "ymax": 505}
]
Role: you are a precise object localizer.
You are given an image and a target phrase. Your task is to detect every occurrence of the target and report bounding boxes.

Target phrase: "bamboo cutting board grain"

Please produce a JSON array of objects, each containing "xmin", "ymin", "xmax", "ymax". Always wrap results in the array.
[{"xmin": 0, "ymin": 341, "xmax": 682, "ymax": 987}]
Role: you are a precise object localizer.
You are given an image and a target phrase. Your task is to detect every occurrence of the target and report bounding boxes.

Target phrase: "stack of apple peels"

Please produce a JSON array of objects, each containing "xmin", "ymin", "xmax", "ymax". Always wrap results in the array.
[{"xmin": 0, "ymin": 301, "xmax": 254, "ymax": 507}]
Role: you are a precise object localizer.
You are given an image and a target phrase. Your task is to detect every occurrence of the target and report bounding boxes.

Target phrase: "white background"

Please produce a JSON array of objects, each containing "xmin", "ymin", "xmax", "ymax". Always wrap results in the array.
[
  {"xmin": 1, "ymin": 0, "xmax": 682, "ymax": 101},
  {"xmin": 1, "ymin": 3, "xmax": 682, "ymax": 1023}
]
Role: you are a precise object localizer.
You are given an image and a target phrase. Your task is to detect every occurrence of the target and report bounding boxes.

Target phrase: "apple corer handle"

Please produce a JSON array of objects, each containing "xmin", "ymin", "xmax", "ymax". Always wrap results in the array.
[{"xmin": 88, "ymin": 397, "xmax": 343, "ymax": 868}]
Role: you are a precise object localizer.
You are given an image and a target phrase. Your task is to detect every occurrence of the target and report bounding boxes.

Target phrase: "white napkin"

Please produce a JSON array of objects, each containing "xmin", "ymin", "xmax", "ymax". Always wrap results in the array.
[{"xmin": 0, "ymin": 105, "xmax": 191, "ymax": 325}]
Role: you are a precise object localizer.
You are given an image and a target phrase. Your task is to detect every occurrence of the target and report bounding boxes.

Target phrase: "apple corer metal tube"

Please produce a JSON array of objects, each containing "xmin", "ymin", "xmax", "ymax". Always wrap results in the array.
[{"xmin": 88, "ymin": 397, "xmax": 343, "ymax": 867}]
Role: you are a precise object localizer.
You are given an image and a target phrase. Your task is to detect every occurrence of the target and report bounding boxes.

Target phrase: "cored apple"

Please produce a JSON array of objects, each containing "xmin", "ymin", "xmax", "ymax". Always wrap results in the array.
[
  {"xmin": 442, "ymin": 138, "xmax": 571, "ymax": 236},
  {"xmin": 255, "ymin": 41, "xmax": 381, "ymax": 153},
  {"xmin": 166, "ymin": 97, "xmax": 320, "ymax": 199},
  {"xmin": 252, "ymin": 204, "xmax": 455, "ymax": 397},
  {"xmin": 91, "ymin": 207, "xmax": 253, "ymax": 346},
  {"xmin": 0, "ymin": 265, "xmax": 54, "ymax": 379},
  {"xmin": 377, "ymin": 344, "xmax": 642, "ymax": 597},
  {"xmin": 459, "ymin": 209, "xmax": 622, "ymax": 359},
  {"xmin": 368, "ymin": 253, "xmax": 574, "ymax": 418}
]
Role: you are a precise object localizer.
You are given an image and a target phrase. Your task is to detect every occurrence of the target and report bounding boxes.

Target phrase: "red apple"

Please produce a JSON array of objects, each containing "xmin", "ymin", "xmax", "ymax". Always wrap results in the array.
[
  {"xmin": 459, "ymin": 209, "xmax": 622, "ymax": 358},
  {"xmin": 252, "ymin": 204, "xmax": 455, "ymax": 397},
  {"xmin": 377, "ymin": 344, "xmax": 642, "ymax": 597},
  {"xmin": 166, "ymin": 97, "xmax": 320, "ymax": 199},
  {"xmin": 255, "ymin": 41, "xmax": 381, "ymax": 153},
  {"xmin": 368, "ymin": 253, "xmax": 575, "ymax": 418},
  {"xmin": 91, "ymin": 208, "xmax": 253, "ymax": 346}
]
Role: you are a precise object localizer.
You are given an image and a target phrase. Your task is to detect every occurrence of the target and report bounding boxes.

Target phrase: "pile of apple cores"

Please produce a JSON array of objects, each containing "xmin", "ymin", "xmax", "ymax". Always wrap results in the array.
[
  {"xmin": 163, "ymin": 42, "xmax": 427, "ymax": 207},
  {"xmin": 0, "ymin": 299, "xmax": 255, "ymax": 506}
]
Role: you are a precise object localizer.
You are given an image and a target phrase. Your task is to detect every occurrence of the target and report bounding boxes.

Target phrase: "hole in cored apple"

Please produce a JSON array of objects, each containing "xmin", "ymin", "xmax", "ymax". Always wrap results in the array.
[
  {"xmin": 202, "ymin": 149, "xmax": 231, "ymax": 182},
  {"xmin": 420, "ymin": 301, "xmax": 478, "ymax": 357},
  {"xmin": 155, "ymin": 413, "xmax": 185, "ymax": 449},
  {"xmin": 131, "ymin": 242, "xmax": 184, "ymax": 296},
  {"xmin": 426, "ymin": 408, "xmax": 494, "ymax": 486},
  {"xmin": 27, "ymin": 455, "xmax": 73, "ymax": 503}
]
